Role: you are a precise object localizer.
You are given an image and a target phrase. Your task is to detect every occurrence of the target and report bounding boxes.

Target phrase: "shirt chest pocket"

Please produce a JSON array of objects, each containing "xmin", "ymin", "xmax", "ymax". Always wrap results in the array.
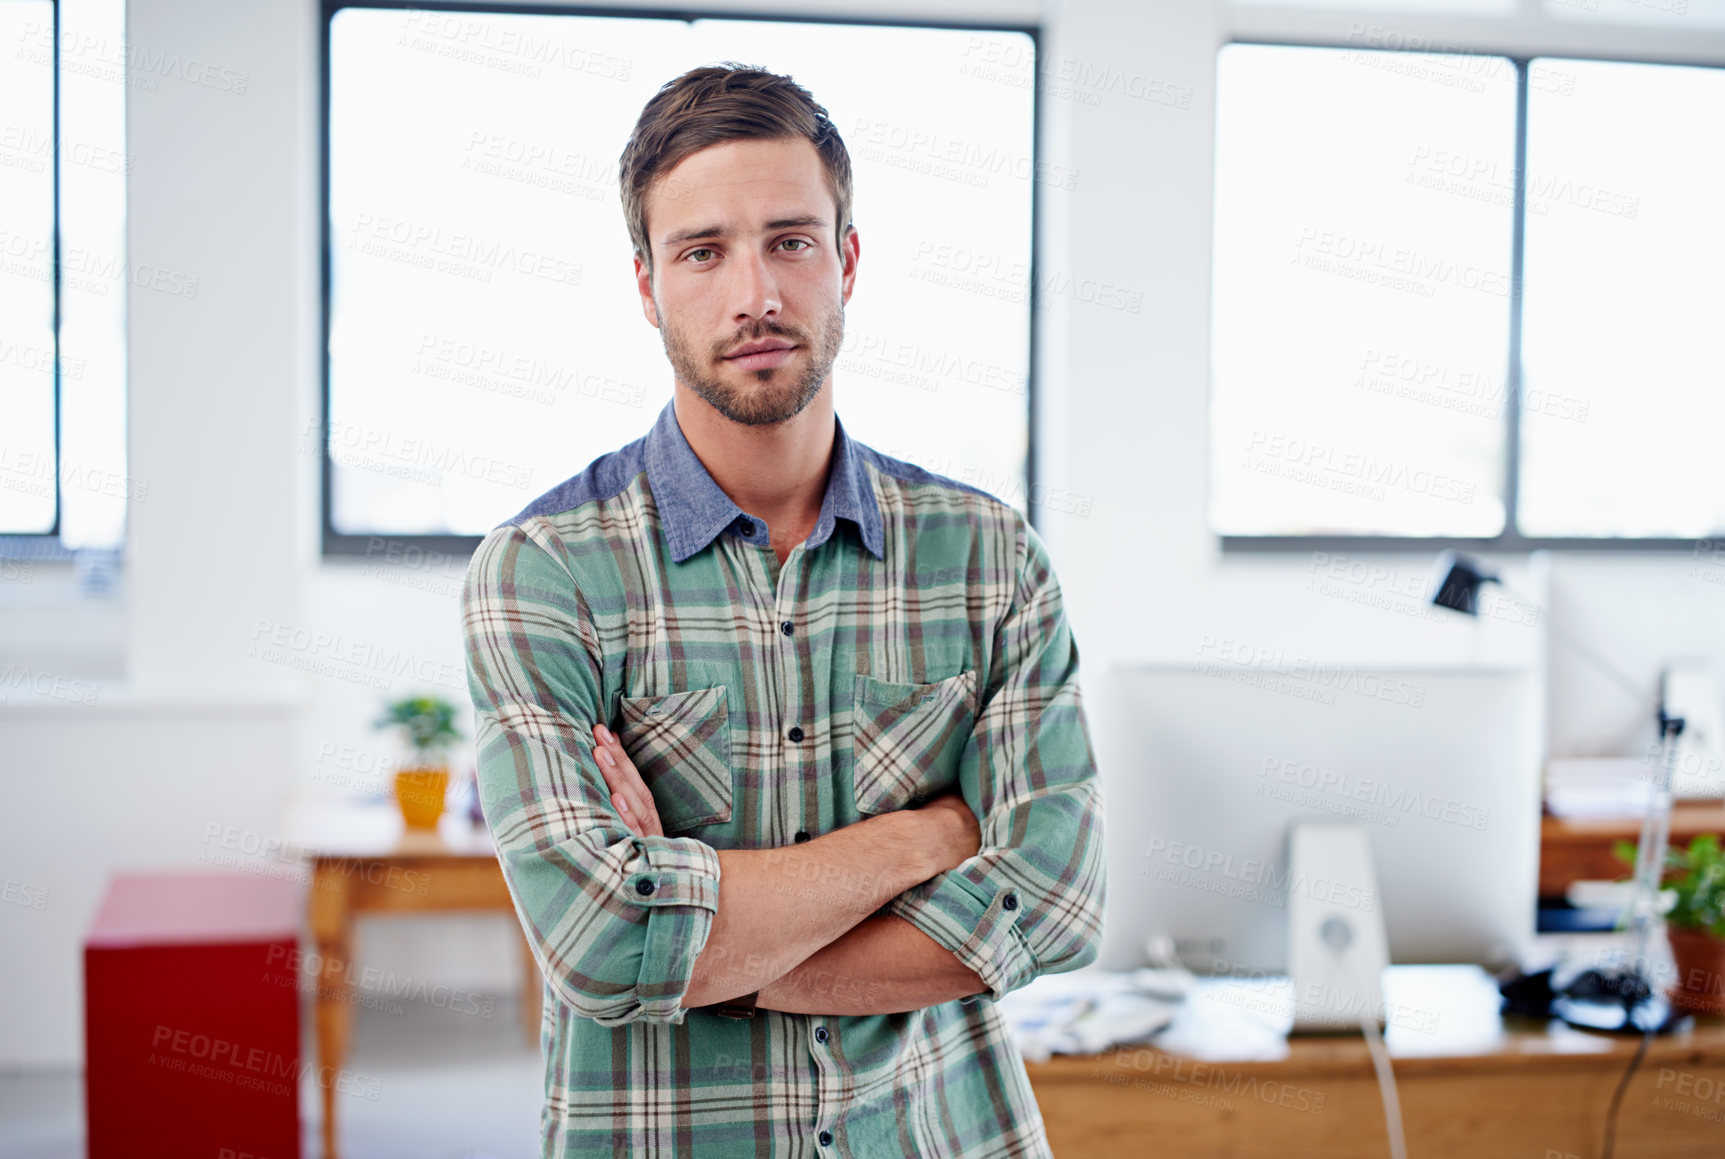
[
  {"xmin": 615, "ymin": 684, "xmax": 733, "ymax": 834},
  {"xmin": 851, "ymin": 669, "xmax": 979, "ymax": 816}
]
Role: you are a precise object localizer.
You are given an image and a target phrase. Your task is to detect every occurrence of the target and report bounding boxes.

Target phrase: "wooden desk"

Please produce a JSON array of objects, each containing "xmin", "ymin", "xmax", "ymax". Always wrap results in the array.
[
  {"xmin": 1023, "ymin": 965, "xmax": 1725, "ymax": 1158},
  {"xmin": 285, "ymin": 800, "xmax": 540, "ymax": 1159},
  {"xmin": 1540, "ymin": 803, "xmax": 1725, "ymax": 898}
]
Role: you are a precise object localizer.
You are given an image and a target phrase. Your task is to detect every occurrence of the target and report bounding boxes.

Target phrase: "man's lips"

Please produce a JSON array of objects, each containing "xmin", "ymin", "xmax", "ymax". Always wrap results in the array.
[{"xmin": 723, "ymin": 343, "xmax": 797, "ymax": 371}]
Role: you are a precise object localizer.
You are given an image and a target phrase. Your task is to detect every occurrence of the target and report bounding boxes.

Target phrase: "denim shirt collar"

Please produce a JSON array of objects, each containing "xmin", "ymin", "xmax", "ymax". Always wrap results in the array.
[{"xmin": 642, "ymin": 399, "xmax": 885, "ymax": 565}]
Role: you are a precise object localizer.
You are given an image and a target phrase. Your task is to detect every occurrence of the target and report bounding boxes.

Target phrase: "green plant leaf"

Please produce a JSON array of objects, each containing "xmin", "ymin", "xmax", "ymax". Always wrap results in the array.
[
  {"xmin": 372, "ymin": 694, "xmax": 465, "ymax": 762},
  {"xmin": 1653, "ymin": 832, "xmax": 1725, "ymax": 933}
]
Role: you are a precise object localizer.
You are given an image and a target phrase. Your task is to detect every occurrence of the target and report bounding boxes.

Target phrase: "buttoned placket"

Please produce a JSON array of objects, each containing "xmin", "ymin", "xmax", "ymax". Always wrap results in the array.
[
  {"xmin": 770, "ymin": 544, "xmax": 808, "ymax": 811},
  {"xmin": 810, "ymin": 1018, "xmax": 839, "ymax": 1154},
  {"xmin": 735, "ymin": 519, "xmax": 840, "ymax": 1154},
  {"xmin": 771, "ymin": 544, "xmax": 843, "ymax": 1156}
]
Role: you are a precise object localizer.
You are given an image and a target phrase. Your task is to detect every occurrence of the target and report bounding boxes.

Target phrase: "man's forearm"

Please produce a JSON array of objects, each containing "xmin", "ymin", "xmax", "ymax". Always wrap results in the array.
[
  {"xmin": 680, "ymin": 812, "xmax": 940, "ymax": 1008},
  {"xmin": 754, "ymin": 915, "xmax": 986, "ymax": 1015}
]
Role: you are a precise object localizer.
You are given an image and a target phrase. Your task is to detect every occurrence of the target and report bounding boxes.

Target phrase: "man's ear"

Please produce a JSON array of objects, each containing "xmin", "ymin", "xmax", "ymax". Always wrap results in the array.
[
  {"xmin": 634, "ymin": 254, "xmax": 659, "ymax": 329},
  {"xmin": 840, "ymin": 225, "xmax": 861, "ymax": 306}
]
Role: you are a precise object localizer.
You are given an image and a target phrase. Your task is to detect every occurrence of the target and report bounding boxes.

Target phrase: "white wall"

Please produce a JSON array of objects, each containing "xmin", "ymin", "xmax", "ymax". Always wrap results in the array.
[{"xmin": 2, "ymin": 0, "xmax": 1722, "ymax": 1066}]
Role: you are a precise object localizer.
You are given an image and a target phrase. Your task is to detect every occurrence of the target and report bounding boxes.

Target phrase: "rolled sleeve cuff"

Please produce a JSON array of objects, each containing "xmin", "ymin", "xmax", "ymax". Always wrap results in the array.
[
  {"xmin": 621, "ymin": 835, "xmax": 722, "ymax": 1025},
  {"xmin": 886, "ymin": 870, "xmax": 1037, "ymax": 1005}
]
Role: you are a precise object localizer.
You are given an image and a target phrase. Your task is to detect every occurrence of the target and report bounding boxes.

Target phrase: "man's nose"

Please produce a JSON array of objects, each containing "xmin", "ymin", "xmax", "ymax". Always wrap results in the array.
[{"xmin": 730, "ymin": 248, "xmax": 781, "ymax": 323}]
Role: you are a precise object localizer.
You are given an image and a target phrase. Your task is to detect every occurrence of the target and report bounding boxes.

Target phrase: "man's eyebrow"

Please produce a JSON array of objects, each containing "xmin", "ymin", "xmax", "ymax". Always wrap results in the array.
[{"xmin": 662, "ymin": 216, "xmax": 828, "ymax": 248}]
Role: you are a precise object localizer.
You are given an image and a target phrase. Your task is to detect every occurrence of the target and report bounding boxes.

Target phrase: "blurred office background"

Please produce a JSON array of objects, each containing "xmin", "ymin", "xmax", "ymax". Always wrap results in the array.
[{"xmin": 3, "ymin": 0, "xmax": 1724, "ymax": 1155}]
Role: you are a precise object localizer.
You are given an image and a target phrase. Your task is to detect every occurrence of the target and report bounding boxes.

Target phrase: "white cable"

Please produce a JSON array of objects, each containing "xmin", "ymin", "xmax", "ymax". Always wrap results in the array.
[
  {"xmin": 1322, "ymin": 928, "xmax": 1407, "ymax": 1159},
  {"xmin": 1358, "ymin": 1005, "xmax": 1407, "ymax": 1159}
]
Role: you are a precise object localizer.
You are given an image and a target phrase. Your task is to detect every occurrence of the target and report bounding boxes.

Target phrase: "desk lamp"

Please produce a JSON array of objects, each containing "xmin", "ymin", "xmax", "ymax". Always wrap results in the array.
[{"xmin": 1428, "ymin": 551, "xmax": 1687, "ymax": 1034}]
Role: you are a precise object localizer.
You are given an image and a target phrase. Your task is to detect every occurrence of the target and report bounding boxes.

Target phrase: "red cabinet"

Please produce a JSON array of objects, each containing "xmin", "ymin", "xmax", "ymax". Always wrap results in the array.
[{"xmin": 85, "ymin": 872, "xmax": 303, "ymax": 1159}]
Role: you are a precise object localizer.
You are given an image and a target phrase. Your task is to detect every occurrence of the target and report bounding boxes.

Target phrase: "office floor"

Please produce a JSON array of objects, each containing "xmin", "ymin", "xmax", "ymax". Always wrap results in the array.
[{"xmin": 0, "ymin": 990, "xmax": 542, "ymax": 1159}]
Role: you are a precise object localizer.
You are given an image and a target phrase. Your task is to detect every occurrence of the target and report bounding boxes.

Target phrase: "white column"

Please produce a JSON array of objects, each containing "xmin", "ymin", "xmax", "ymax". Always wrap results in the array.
[{"xmin": 125, "ymin": 0, "xmax": 318, "ymax": 688}]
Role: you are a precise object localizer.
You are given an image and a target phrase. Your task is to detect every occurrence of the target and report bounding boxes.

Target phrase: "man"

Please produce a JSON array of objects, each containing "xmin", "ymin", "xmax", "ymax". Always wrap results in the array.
[{"xmin": 462, "ymin": 64, "xmax": 1105, "ymax": 1158}]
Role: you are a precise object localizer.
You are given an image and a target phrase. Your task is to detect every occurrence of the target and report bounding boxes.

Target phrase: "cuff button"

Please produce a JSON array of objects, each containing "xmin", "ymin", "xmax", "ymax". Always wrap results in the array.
[
  {"xmin": 1002, "ymin": 892, "xmax": 1018, "ymax": 911},
  {"xmin": 635, "ymin": 879, "xmax": 656, "ymax": 896}
]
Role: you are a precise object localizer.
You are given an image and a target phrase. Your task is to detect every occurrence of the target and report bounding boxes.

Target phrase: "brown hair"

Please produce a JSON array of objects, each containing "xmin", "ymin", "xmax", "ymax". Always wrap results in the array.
[{"xmin": 618, "ymin": 63, "xmax": 854, "ymax": 281}]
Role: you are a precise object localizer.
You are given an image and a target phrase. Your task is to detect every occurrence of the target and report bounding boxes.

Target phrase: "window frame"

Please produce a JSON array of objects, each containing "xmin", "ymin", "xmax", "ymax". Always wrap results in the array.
[
  {"xmin": 318, "ymin": 0, "xmax": 1045, "ymax": 557},
  {"xmin": 1215, "ymin": 40, "xmax": 1725, "ymax": 554}
]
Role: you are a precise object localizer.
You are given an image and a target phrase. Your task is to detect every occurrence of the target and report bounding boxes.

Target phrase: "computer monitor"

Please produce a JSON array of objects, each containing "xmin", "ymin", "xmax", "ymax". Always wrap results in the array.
[{"xmin": 1097, "ymin": 663, "xmax": 1543, "ymax": 975}]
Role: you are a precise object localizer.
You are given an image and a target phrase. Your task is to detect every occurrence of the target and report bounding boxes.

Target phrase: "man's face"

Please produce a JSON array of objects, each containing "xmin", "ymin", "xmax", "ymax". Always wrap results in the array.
[{"xmin": 635, "ymin": 137, "xmax": 859, "ymax": 427}]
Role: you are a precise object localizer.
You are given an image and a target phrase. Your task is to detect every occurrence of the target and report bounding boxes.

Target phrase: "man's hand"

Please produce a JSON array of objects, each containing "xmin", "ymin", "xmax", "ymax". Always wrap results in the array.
[{"xmin": 591, "ymin": 723, "xmax": 664, "ymax": 837}]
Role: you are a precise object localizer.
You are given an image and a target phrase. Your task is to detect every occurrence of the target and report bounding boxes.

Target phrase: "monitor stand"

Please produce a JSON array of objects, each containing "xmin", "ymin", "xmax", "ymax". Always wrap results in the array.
[{"xmin": 1287, "ymin": 823, "xmax": 1390, "ymax": 1035}]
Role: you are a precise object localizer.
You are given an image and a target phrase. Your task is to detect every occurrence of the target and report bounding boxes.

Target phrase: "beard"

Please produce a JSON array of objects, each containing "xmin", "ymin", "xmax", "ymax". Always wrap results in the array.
[{"xmin": 657, "ymin": 290, "xmax": 844, "ymax": 427}]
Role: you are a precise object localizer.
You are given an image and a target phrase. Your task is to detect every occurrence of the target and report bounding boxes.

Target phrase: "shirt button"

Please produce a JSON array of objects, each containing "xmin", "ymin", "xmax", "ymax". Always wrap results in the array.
[
  {"xmin": 814, "ymin": 1025, "xmax": 828, "ymax": 1044},
  {"xmin": 1002, "ymin": 892, "xmax": 1019, "ymax": 911},
  {"xmin": 794, "ymin": 829, "xmax": 812, "ymax": 843},
  {"xmin": 787, "ymin": 726, "xmax": 804, "ymax": 743},
  {"xmin": 736, "ymin": 518, "xmax": 754, "ymax": 536},
  {"xmin": 818, "ymin": 1130, "xmax": 833, "ymax": 1147},
  {"xmin": 635, "ymin": 879, "xmax": 655, "ymax": 896},
  {"xmin": 780, "ymin": 620, "xmax": 794, "ymax": 636}
]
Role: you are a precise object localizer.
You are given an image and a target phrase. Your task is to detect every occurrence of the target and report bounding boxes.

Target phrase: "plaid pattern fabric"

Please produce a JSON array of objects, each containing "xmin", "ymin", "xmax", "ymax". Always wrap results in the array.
[{"xmin": 462, "ymin": 400, "xmax": 1106, "ymax": 1158}]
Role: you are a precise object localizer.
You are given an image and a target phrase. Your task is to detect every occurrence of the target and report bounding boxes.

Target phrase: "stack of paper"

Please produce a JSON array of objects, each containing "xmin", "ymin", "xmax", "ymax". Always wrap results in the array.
[
  {"xmin": 1544, "ymin": 757, "xmax": 1653, "ymax": 820},
  {"xmin": 996, "ymin": 966, "xmax": 1191, "ymax": 1063}
]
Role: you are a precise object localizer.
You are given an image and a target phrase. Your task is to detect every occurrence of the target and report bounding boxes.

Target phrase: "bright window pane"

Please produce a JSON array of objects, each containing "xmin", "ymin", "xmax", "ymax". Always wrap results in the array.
[
  {"xmin": 1210, "ymin": 44, "xmax": 1516, "ymax": 537},
  {"xmin": 328, "ymin": 10, "xmax": 1032, "ymax": 537},
  {"xmin": 0, "ymin": 0, "xmax": 58, "ymax": 534},
  {"xmin": 0, "ymin": 0, "xmax": 129, "ymax": 548},
  {"xmin": 1519, "ymin": 59, "xmax": 1725, "ymax": 538}
]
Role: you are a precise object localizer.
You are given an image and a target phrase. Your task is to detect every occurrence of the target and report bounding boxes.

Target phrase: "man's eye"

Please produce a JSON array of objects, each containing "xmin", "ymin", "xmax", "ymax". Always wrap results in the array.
[
  {"xmin": 781, "ymin": 239, "xmax": 810, "ymax": 252},
  {"xmin": 687, "ymin": 248, "xmax": 714, "ymax": 263}
]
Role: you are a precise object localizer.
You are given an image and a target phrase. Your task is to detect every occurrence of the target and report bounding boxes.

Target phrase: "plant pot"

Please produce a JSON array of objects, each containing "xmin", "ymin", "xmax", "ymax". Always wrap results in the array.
[
  {"xmin": 394, "ymin": 766, "xmax": 450, "ymax": 830},
  {"xmin": 1666, "ymin": 925, "xmax": 1725, "ymax": 1016}
]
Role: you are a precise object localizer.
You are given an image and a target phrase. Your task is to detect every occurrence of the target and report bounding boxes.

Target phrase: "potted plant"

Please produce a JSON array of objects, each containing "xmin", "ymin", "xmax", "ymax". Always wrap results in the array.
[
  {"xmin": 1614, "ymin": 833, "xmax": 1725, "ymax": 1016},
  {"xmin": 374, "ymin": 695, "xmax": 464, "ymax": 829}
]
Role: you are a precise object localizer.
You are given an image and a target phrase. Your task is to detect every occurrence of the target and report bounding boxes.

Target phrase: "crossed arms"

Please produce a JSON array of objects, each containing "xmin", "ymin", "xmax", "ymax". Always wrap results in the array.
[
  {"xmin": 462, "ymin": 516, "xmax": 1106, "ymax": 1028},
  {"xmin": 592, "ymin": 718, "xmax": 988, "ymax": 1013}
]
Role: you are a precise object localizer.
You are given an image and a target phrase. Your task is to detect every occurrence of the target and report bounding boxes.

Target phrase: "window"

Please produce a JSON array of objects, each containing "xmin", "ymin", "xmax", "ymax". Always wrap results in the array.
[
  {"xmin": 323, "ymin": 6, "xmax": 1038, "ymax": 550},
  {"xmin": 0, "ymin": 0, "xmax": 129, "ymax": 554},
  {"xmin": 1211, "ymin": 43, "xmax": 1516, "ymax": 540},
  {"xmin": 0, "ymin": 0, "xmax": 59, "ymax": 537},
  {"xmin": 1211, "ymin": 43, "xmax": 1725, "ymax": 546},
  {"xmin": 1519, "ymin": 59, "xmax": 1725, "ymax": 538},
  {"xmin": 0, "ymin": 0, "xmax": 130, "ymax": 553}
]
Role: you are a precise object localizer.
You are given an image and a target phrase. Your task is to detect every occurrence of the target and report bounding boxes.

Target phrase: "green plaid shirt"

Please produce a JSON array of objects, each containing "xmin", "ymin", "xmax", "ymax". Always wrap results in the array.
[{"xmin": 462, "ymin": 400, "xmax": 1106, "ymax": 1158}]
